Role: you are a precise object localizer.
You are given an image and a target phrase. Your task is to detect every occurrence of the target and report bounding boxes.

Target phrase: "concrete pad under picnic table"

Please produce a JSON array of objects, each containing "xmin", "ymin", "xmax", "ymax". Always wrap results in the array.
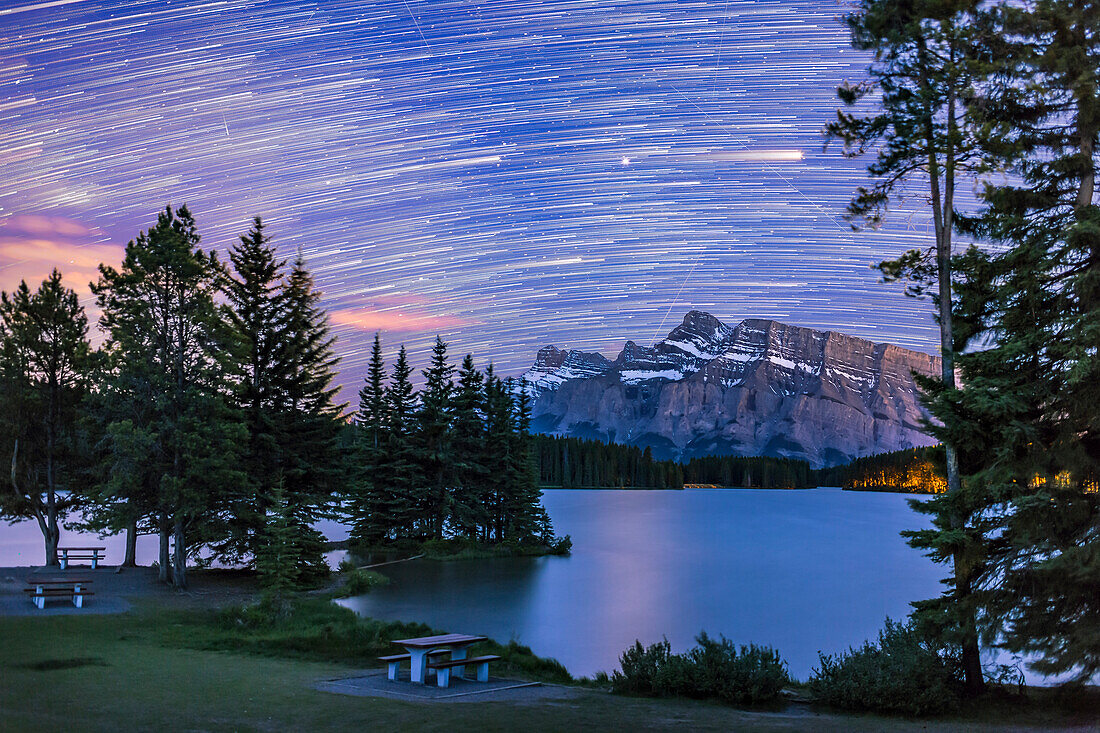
[
  {"xmin": 316, "ymin": 670, "xmax": 585, "ymax": 703},
  {"xmin": 0, "ymin": 567, "xmax": 132, "ymax": 617}
]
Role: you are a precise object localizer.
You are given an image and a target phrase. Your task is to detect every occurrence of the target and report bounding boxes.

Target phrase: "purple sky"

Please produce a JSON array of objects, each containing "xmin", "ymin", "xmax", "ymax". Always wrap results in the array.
[{"xmin": 0, "ymin": 0, "xmax": 950, "ymax": 400}]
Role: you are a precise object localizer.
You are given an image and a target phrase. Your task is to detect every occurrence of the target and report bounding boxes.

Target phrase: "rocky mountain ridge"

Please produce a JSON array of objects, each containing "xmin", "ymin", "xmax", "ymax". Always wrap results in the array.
[{"xmin": 519, "ymin": 311, "xmax": 941, "ymax": 468}]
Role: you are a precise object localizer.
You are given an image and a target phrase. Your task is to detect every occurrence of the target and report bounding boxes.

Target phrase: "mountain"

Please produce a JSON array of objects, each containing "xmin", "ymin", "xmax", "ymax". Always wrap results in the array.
[{"xmin": 518, "ymin": 311, "xmax": 941, "ymax": 468}]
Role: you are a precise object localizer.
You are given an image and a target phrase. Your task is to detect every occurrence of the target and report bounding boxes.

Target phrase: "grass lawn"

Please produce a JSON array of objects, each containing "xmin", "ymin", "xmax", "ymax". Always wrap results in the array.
[{"xmin": 1, "ymin": 604, "xmax": 1097, "ymax": 732}]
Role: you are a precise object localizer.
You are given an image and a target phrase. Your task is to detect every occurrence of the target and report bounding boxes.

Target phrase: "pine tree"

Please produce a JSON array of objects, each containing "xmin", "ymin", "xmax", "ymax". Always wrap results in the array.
[
  {"xmin": 826, "ymin": 0, "xmax": 989, "ymax": 690},
  {"xmin": 506, "ymin": 380, "xmax": 552, "ymax": 542},
  {"xmin": 222, "ymin": 217, "xmax": 287, "ymax": 563},
  {"xmin": 92, "ymin": 205, "xmax": 245, "ymax": 588},
  {"xmin": 349, "ymin": 333, "xmax": 392, "ymax": 547},
  {"xmin": 272, "ymin": 256, "xmax": 344, "ymax": 586},
  {"xmin": 921, "ymin": 0, "xmax": 1100, "ymax": 680},
  {"xmin": 450, "ymin": 354, "xmax": 488, "ymax": 539},
  {"xmin": 0, "ymin": 270, "xmax": 91, "ymax": 566},
  {"xmin": 481, "ymin": 365, "xmax": 512, "ymax": 542},
  {"xmin": 381, "ymin": 346, "xmax": 422, "ymax": 539},
  {"xmin": 414, "ymin": 337, "xmax": 454, "ymax": 539}
]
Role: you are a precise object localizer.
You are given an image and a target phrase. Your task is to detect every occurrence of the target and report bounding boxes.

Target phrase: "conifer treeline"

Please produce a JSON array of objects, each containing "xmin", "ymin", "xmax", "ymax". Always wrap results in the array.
[
  {"xmin": 0, "ymin": 207, "xmax": 560, "ymax": 592},
  {"xmin": 533, "ymin": 435, "xmax": 815, "ymax": 490},
  {"xmin": 814, "ymin": 446, "xmax": 946, "ymax": 493},
  {"xmin": 533, "ymin": 436, "xmax": 684, "ymax": 489},
  {"xmin": 350, "ymin": 337, "xmax": 556, "ymax": 548},
  {"xmin": 683, "ymin": 455, "xmax": 813, "ymax": 489},
  {"xmin": 534, "ymin": 436, "xmax": 948, "ymax": 493}
]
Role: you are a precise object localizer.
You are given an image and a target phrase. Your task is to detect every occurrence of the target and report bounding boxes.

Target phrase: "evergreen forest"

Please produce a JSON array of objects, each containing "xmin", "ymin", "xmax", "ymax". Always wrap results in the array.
[
  {"xmin": 0, "ymin": 209, "xmax": 562, "ymax": 592},
  {"xmin": 533, "ymin": 435, "xmax": 684, "ymax": 489},
  {"xmin": 814, "ymin": 447, "xmax": 946, "ymax": 493}
]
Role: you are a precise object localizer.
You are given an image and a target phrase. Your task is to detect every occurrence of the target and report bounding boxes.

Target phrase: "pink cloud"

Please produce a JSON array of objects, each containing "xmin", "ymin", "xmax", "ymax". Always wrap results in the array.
[
  {"xmin": 0, "ymin": 218, "xmax": 123, "ymax": 298},
  {"xmin": 2, "ymin": 215, "xmax": 95, "ymax": 238},
  {"xmin": 329, "ymin": 307, "xmax": 475, "ymax": 334}
]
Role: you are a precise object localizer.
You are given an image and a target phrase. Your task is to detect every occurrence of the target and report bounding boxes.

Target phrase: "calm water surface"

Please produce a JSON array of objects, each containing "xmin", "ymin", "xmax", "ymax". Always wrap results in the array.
[{"xmin": 337, "ymin": 488, "xmax": 942, "ymax": 680}]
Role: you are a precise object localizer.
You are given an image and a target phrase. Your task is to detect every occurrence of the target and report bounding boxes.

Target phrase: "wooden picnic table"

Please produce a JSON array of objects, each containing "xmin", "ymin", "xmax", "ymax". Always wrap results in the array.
[
  {"xmin": 23, "ymin": 577, "xmax": 94, "ymax": 609},
  {"xmin": 58, "ymin": 546, "xmax": 106, "ymax": 569},
  {"xmin": 390, "ymin": 633, "xmax": 488, "ymax": 684}
]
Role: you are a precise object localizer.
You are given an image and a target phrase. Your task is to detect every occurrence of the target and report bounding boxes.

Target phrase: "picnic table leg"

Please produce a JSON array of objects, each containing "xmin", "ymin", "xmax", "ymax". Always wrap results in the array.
[
  {"xmin": 34, "ymin": 585, "xmax": 45, "ymax": 609},
  {"xmin": 91, "ymin": 552, "xmax": 98, "ymax": 569},
  {"xmin": 451, "ymin": 647, "xmax": 468, "ymax": 679},
  {"xmin": 59, "ymin": 551, "xmax": 68, "ymax": 570},
  {"xmin": 408, "ymin": 649, "xmax": 429, "ymax": 684},
  {"xmin": 73, "ymin": 583, "xmax": 83, "ymax": 608}
]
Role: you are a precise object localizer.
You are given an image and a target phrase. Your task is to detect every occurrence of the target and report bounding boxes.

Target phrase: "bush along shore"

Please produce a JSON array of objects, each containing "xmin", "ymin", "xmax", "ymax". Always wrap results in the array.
[{"xmin": 596, "ymin": 618, "xmax": 1100, "ymax": 720}]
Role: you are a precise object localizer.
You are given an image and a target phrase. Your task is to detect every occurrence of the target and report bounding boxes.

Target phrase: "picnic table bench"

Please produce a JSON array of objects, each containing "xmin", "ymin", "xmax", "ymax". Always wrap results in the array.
[
  {"xmin": 58, "ymin": 546, "xmax": 106, "ymax": 569},
  {"xmin": 427, "ymin": 654, "xmax": 502, "ymax": 687},
  {"xmin": 23, "ymin": 577, "xmax": 94, "ymax": 609},
  {"xmin": 386, "ymin": 633, "xmax": 489, "ymax": 685},
  {"xmin": 378, "ymin": 650, "xmax": 450, "ymax": 681}
]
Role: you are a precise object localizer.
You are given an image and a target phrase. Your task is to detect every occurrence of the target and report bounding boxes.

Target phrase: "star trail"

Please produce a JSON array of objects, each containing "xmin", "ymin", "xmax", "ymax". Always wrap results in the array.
[{"xmin": 0, "ymin": 0, "xmax": 948, "ymax": 398}]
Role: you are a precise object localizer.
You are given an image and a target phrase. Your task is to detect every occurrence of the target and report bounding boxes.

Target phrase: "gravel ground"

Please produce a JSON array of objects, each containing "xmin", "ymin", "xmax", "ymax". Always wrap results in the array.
[{"xmin": 0, "ymin": 564, "xmax": 261, "ymax": 616}]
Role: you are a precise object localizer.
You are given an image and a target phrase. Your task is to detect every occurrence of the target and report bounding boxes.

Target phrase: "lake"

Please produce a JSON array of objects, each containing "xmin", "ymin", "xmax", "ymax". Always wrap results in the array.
[
  {"xmin": 337, "ymin": 488, "xmax": 944, "ymax": 680},
  {"xmin": 0, "ymin": 487, "xmax": 950, "ymax": 680}
]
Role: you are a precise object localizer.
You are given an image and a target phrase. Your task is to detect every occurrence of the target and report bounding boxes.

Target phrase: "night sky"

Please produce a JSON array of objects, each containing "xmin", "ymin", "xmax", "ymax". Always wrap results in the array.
[{"xmin": 0, "ymin": 0, "xmax": 946, "ymax": 398}]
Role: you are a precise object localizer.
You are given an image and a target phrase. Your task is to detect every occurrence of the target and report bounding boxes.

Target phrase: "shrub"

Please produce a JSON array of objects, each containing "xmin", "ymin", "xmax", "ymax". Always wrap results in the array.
[
  {"xmin": 613, "ymin": 639, "xmax": 672, "ymax": 696},
  {"xmin": 610, "ymin": 633, "xmax": 789, "ymax": 705},
  {"xmin": 808, "ymin": 618, "xmax": 961, "ymax": 716},
  {"xmin": 675, "ymin": 633, "xmax": 789, "ymax": 705},
  {"xmin": 547, "ymin": 534, "xmax": 572, "ymax": 555},
  {"xmin": 331, "ymin": 569, "xmax": 390, "ymax": 598}
]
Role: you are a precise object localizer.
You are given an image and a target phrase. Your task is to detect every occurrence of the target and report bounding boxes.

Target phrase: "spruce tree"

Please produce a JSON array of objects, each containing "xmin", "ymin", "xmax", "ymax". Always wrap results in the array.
[
  {"xmin": 826, "ymin": 0, "xmax": 988, "ymax": 690},
  {"xmin": 921, "ymin": 0, "xmax": 1100, "ymax": 680},
  {"xmin": 414, "ymin": 337, "xmax": 454, "ymax": 539},
  {"xmin": 0, "ymin": 270, "xmax": 91, "ymax": 566},
  {"xmin": 272, "ymin": 256, "xmax": 344, "ymax": 585},
  {"xmin": 506, "ymin": 380, "xmax": 552, "ymax": 542},
  {"xmin": 254, "ymin": 481, "xmax": 300, "ymax": 595},
  {"xmin": 449, "ymin": 354, "xmax": 488, "ymax": 539},
  {"xmin": 381, "ymin": 346, "xmax": 422, "ymax": 539},
  {"xmin": 481, "ymin": 366, "xmax": 513, "ymax": 542},
  {"xmin": 92, "ymin": 205, "xmax": 245, "ymax": 588},
  {"xmin": 349, "ymin": 333, "xmax": 394, "ymax": 547},
  {"xmin": 222, "ymin": 217, "xmax": 287, "ymax": 563}
]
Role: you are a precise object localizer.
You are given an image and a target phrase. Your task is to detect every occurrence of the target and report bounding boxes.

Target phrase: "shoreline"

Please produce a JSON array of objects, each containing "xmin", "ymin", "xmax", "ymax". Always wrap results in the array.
[{"xmin": 1, "ymin": 575, "xmax": 1096, "ymax": 732}]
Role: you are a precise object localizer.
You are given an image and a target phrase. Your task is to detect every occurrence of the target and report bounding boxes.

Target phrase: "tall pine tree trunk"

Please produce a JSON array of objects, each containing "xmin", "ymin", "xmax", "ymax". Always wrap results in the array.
[
  {"xmin": 44, "ymin": 501, "xmax": 60, "ymax": 567},
  {"xmin": 123, "ymin": 519, "xmax": 138, "ymax": 567},
  {"xmin": 40, "ymin": 510, "xmax": 60, "ymax": 567},
  {"xmin": 172, "ymin": 515, "xmax": 188, "ymax": 590},
  {"xmin": 928, "ymin": 88, "xmax": 984, "ymax": 693},
  {"xmin": 158, "ymin": 515, "xmax": 170, "ymax": 584}
]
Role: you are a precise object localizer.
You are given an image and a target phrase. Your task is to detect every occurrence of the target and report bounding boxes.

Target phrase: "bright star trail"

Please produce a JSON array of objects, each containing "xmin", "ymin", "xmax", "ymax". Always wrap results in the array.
[{"xmin": 0, "ymin": 0, "xmax": 947, "ymax": 399}]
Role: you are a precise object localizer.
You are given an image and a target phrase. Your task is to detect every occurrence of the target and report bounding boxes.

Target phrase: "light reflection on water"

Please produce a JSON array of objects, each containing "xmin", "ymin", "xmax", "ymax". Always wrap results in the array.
[{"xmin": 336, "ymin": 488, "xmax": 945, "ymax": 680}]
